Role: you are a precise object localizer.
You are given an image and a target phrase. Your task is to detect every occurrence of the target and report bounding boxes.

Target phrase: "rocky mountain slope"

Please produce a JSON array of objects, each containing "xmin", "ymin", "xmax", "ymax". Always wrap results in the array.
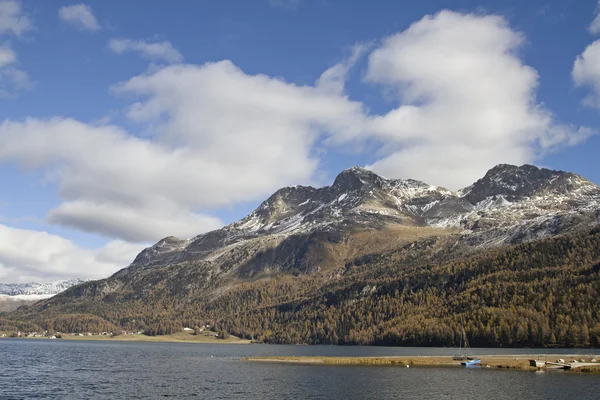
[
  {"xmin": 2, "ymin": 164, "xmax": 600, "ymax": 344},
  {"xmin": 0, "ymin": 279, "xmax": 85, "ymax": 312},
  {"xmin": 124, "ymin": 164, "xmax": 600, "ymax": 277}
]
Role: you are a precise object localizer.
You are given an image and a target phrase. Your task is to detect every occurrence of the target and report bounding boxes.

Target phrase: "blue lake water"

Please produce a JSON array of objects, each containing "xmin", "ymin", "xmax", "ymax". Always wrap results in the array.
[{"xmin": 1, "ymin": 339, "xmax": 599, "ymax": 399}]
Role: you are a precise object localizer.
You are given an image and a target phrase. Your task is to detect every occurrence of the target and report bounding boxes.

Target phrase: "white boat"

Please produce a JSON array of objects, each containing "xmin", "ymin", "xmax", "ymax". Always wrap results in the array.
[
  {"xmin": 453, "ymin": 320, "xmax": 475, "ymax": 361},
  {"xmin": 529, "ymin": 360, "xmax": 546, "ymax": 368}
]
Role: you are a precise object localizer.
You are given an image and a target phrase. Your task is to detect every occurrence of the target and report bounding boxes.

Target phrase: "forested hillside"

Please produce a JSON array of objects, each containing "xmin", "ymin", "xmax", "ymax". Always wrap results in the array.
[
  {"xmin": 204, "ymin": 226, "xmax": 600, "ymax": 347},
  {"xmin": 3, "ymin": 226, "xmax": 600, "ymax": 347}
]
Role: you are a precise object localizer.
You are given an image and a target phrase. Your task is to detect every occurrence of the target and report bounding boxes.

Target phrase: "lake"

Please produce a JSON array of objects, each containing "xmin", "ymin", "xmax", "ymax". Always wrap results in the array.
[{"xmin": 1, "ymin": 339, "xmax": 599, "ymax": 399}]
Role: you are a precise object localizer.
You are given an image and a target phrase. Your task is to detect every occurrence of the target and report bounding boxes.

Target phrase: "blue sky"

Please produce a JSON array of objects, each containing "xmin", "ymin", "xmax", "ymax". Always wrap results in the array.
[{"xmin": 0, "ymin": 0, "xmax": 599, "ymax": 282}]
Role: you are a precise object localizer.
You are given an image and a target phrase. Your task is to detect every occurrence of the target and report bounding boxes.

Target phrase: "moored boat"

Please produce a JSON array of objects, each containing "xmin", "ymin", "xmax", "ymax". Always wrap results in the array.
[
  {"xmin": 529, "ymin": 360, "xmax": 546, "ymax": 368},
  {"xmin": 453, "ymin": 320, "xmax": 475, "ymax": 361}
]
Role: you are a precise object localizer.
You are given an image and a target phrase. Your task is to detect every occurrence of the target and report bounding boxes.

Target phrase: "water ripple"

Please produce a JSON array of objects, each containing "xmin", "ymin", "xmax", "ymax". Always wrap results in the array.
[{"xmin": 0, "ymin": 340, "xmax": 598, "ymax": 399}]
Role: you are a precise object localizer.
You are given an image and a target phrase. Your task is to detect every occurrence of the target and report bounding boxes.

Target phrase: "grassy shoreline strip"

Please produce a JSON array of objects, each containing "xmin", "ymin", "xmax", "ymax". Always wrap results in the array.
[{"xmin": 0, "ymin": 331, "xmax": 251, "ymax": 344}]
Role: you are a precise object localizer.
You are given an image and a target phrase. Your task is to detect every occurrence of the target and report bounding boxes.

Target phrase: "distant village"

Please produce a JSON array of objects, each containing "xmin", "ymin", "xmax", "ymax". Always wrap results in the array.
[{"xmin": 0, "ymin": 325, "xmax": 225, "ymax": 340}]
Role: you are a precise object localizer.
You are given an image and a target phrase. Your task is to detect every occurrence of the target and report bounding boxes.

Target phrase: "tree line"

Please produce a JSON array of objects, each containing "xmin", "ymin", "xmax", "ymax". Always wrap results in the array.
[{"xmin": 2, "ymin": 227, "xmax": 600, "ymax": 347}]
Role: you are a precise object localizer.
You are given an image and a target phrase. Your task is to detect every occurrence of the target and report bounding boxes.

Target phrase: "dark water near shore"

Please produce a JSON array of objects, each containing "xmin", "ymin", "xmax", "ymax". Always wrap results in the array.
[{"xmin": 1, "ymin": 340, "xmax": 599, "ymax": 399}]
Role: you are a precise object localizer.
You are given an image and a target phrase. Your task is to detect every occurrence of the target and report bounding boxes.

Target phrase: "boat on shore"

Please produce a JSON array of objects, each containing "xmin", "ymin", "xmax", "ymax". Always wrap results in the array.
[
  {"xmin": 529, "ymin": 359, "xmax": 546, "ymax": 368},
  {"xmin": 453, "ymin": 321, "xmax": 475, "ymax": 361},
  {"xmin": 461, "ymin": 359, "xmax": 481, "ymax": 367}
]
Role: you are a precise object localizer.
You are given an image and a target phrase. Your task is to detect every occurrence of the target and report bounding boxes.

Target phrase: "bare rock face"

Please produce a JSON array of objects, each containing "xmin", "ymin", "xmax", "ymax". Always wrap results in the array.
[{"xmin": 460, "ymin": 164, "xmax": 592, "ymax": 204}]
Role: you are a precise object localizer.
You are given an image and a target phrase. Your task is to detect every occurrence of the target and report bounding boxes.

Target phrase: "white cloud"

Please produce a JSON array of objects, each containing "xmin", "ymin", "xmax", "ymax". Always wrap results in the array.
[
  {"xmin": 0, "ymin": 59, "xmax": 365, "ymax": 244},
  {"xmin": 359, "ymin": 10, "xmax": 590, "ymax": 189},
  {"xmin": 0, "ymin": 53, "xmax": 366, "ymax": 242},
  {"xmin": 0, "ymin": 43, "xmax": 15, "ymax": 66},
  {"xmin": 0, "ymin": 0, "xmax": 31, "ymax": 36},
  {"xmin": 58, "ymin": 4, "xmax": 100, "ymax": 32},
  {"xmin": 0, "ymin": 223, "xmax": 145, "ymax": 283},
  {"xmin": 0, "ymin": 64, "xmax": 30, "ymax": 87},
  {"xmin": 316, "ymin": 43, "xmax": 371, "ymax": 95},
  {"xmin": 590, "ymin": 16, "xmax": 600, "ymax": 36},
  {"xmin": 108, "ymin": 38, "xmax": 183, "ymax": 64},
  {"xmin": 0, "ymin": 43, "xmax": 32, "ymax": 97},
  {"xmin": 0, "ymin": 2, "xmax": 32, "ymax": 97},
  {"xmin": 589, "ymin": 1, "xmax": 600, "ymax": 35},
  {"xmin": 47, "ymin": 200, "xmax": 222, "ymax": 243},
  {"xmin": 94, "ymin": 239, "xmax": 147, "ymax": 266},
  {"xmin": 573, "ymin": 40, "xmax": 600, "ymax": 108},
  {"xmin": 0, "ymin": 118, "xmax": 224, "ymax": 242},
  {"xmin": 113, "ymin": 61, "xmax": 365, "ymax": 151},
  {"xmin": 572, "ymin": 4, "xmax": 600, "ymax": 108},
  {"xmin": 0, "ymin": 68, "xmax": 32, "ymax": 98}
]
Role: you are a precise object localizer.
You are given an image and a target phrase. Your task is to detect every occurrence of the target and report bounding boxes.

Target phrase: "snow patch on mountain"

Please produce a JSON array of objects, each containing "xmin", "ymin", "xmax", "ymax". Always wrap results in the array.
[
  {"xmin": 0, "ymin": 279, "xmax": 86, "ymax": 297},
  {"xmin": 123, "ymin": 164, "xmax": 600, "ymax": 272},
  {"xmin": 0, "ymin": 294, "xmax": 55, "ymax": 301}
]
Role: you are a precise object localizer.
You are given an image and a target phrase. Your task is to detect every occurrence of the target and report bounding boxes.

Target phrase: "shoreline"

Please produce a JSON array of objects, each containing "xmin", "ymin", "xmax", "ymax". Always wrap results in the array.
[
  {"xmin": 243, "ymin": 355, "xmax": 600, "ymax": 373},
  {"xmin": 0, "ymin": 331, "xmax": 252, "ymax": 345},
  {"xmin": 3, "ymin": 335, "xmax": 599, "ymax": 373},
  {"xmin": 2, "ymin": 334, "xmax": 596, "ymax": 352}
]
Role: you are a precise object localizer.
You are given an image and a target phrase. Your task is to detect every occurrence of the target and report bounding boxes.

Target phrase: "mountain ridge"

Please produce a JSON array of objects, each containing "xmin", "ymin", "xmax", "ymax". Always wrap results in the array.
[
  {"xmin": 2, "ymin": 163, "xmax": 600, "ymax": 346},
  {"xmin": 0, "ymin": 279, "xmax": 86, "ymax": 296},
  {"xmin": 0, "ymin": 279, "xmax": 86, "ymax": 313},
  {"xmin": 123, "ymin": 163, "xmax": 600, "ymax": 275}
]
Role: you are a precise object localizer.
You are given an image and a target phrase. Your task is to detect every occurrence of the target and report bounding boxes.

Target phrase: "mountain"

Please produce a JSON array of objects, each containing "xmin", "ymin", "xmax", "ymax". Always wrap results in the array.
[
  {"xmin": 2, "ymin": 164, "xmax": 600, "ymax": 346},
  {"xmin": 0, "ymin": 279, "xmax": 85, "ymax": 312},
  {"xmin": 125, "ymin": 164, "xmax": 600, "ymax": 275},
  {"xmin": 0, "ymin": 279, "xmax": 86, "ymax": 296}
]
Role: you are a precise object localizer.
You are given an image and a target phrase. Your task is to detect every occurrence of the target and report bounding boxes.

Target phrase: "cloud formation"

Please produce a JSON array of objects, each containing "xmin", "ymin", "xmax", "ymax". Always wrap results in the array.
[
  {"xmin": 589, "ymin": 1, "xmax": 600, "ymax": 35},
  {"xmin": 0, "ymin": 44, "xmax": 30, "ymax": 97},
  {"xmin": 316, "ymin": 43, "xmax": 371, "ymax": 95},
  {"xmin": 58, "ymin": 4, "xmax": 100, "ymax": 31},
  {"xmin": 573, "ymin": 5, "xmax": 600, "ymax": 109},
  {"xmin": 0, "ymin": 11, "xmax": 591, "ymax": 241},
  {"xmin": 0, "ymin": 9, "xmax": 595, "ymax": 283},
  {"xmin": 573, "ymin": 41, "xmax": 600, "ymax": 107},
  {"xmin": 0, "ymin": 118, "xmax": 223, "ymax": 242},
  {"xmin": 108, "ymin": 38, "xmax": 183, "ymax": 64},
  {"xmin": 0, "ymin": 1, "xmax": 32, "ymax": 97},
  {"xmin": 0, "ymin": 0, "xmax": 31, "ymax": 36},
  {"xmin": 361, "ymin": 11, "xmax": 590, "ymax": 189},
  {"xmin": 0, "ymin": 58, "xmax": 366, "ymax": 243},
  {"xmin": 0, "ymin": 224, "xmax": 145, "ymax": 283},
  {"xmin": 0, "ymin": 43, "xmax": 15, "ymax": 67},
  {"xmin": 47, "ymin": 199, "xmax": 222, "ymax": 243}
]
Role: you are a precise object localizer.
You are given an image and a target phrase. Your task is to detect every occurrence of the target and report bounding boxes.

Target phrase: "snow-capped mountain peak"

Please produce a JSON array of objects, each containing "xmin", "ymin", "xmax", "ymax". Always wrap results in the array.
[
  {"xmin": 459, "ymin": 164, "xmax": 594, "ymax": 204},
  {"xmin": 0, "ymin": 279, "xmax": 86, "ymax": 296},
  {"xmin": 0, "ymin": 278, "xmax": 87, "ymax": 312},
  {"xmin": 124, "ymin": 164, "xmax": 600, "ymax": 273},
  {"xmin": 332, "ymin": 166, "xmax": 387, "ymax": 191}
]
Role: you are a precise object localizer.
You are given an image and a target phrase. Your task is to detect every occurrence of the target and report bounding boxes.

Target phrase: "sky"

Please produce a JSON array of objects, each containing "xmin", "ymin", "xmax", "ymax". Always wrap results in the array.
[{"xmin": 0, "ymin": 0, "xmax": 600, "ymax": 283}]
